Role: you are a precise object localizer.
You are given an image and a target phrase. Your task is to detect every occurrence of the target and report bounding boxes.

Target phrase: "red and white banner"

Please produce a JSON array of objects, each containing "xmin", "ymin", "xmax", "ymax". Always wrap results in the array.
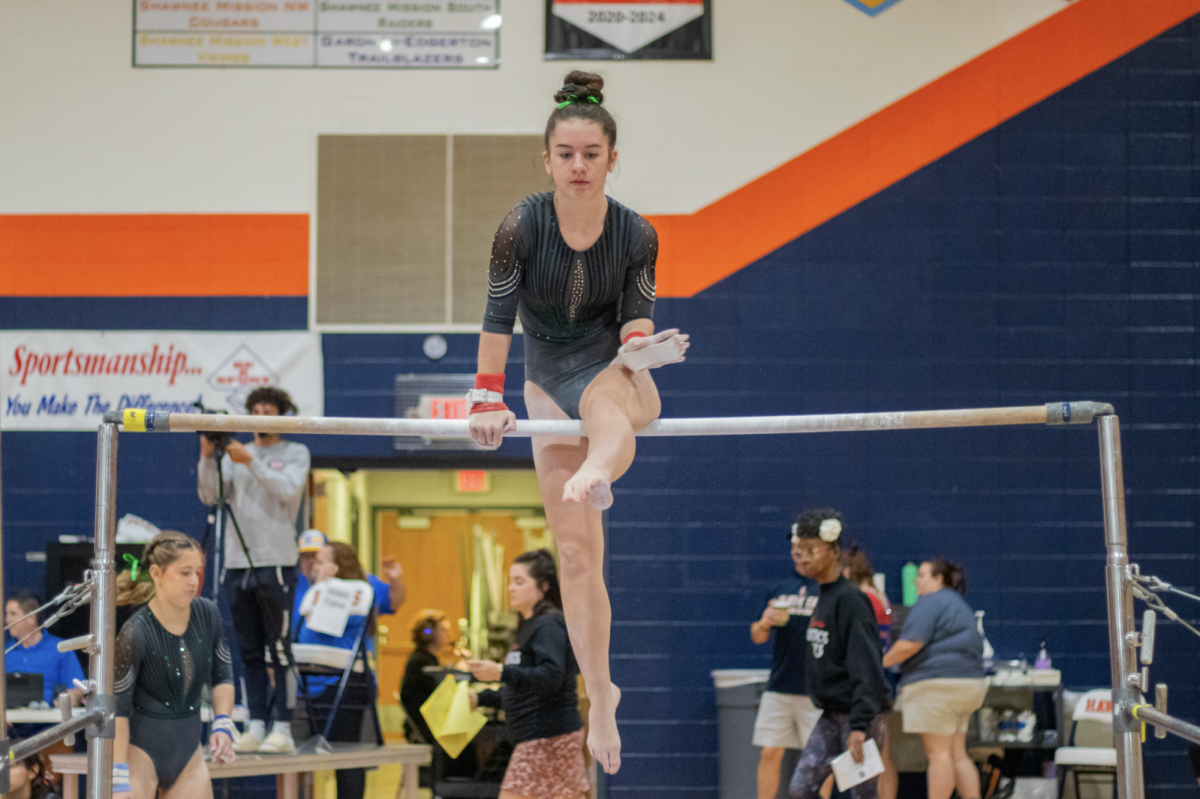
[
  {"xmin": 546, "ymin": 0, "xmax": 709, "ymax": 60},
  {"xmin": 0, "ymin": 331, "xmax": 323, "ymax": 431}
]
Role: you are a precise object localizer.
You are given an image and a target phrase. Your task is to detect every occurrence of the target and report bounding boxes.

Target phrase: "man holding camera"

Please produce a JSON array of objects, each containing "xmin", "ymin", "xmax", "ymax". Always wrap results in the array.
[{"xmin": 197, "ymin": 386, "xmax": 310, "ymax": 755}]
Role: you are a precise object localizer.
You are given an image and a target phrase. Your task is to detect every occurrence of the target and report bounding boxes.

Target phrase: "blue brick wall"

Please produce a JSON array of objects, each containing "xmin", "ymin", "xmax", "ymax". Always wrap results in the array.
[
  {"xmin": 3, "ymin": 15, "xmax": 1199, "ymax": 799},
  {"xmin": 603, "ymin": 18, "xmax": 1200, "ymax": 797}
]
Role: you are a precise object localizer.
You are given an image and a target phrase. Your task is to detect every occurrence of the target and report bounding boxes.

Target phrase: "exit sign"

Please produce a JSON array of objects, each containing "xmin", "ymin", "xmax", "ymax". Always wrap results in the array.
[
  {"xmin": 420, "ymin": 395, "xmax": 468, "ymax": 420},
  {"xmin": 456, "ymin": 470, "xmax": 490, "ymax": 493}
]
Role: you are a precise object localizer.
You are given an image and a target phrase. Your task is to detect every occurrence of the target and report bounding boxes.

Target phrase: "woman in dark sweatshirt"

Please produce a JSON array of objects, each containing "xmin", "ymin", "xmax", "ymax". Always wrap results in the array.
[
  {"xmin": 788, "ymin": 509, "xmax": 889, "ymax": 799},
  {"xmin": 467, "ymin": 549, "xmax": 588, "ymax": 799}
]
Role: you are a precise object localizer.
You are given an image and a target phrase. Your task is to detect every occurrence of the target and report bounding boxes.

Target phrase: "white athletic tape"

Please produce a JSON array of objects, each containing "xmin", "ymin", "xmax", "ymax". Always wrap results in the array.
[{"xmin": 615, "ymin": 333, "xmax": 686, "ymax": 372}]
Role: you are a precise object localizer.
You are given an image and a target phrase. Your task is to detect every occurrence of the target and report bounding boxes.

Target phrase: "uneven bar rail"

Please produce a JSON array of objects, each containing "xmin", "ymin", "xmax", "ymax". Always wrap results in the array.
[{"xmin": 103, "ymin": 401, "xmax": 1112, "ymax": 438}]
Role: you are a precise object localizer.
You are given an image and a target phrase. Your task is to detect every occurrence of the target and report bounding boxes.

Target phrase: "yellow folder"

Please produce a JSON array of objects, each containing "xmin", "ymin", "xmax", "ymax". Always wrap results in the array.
[{"xmin": 419, "ymin": 675, "xmax": 488, "ymax": 759}]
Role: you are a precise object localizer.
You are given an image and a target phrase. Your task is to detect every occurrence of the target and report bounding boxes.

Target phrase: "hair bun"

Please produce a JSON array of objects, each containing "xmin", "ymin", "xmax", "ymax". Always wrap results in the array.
[{"xmin": 554, "ymin": 70, "xmax": 605, "ymax": 105}]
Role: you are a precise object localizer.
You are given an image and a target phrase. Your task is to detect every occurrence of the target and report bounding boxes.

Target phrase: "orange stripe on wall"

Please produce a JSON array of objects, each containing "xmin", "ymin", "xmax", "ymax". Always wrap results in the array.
[
  {"xmin": 0, "ymin": 214, "xmax": 309, "ymax": 297},
  {"xmin": 649, "ymin": 0, "xmax": 1200, "ymax": 298}
]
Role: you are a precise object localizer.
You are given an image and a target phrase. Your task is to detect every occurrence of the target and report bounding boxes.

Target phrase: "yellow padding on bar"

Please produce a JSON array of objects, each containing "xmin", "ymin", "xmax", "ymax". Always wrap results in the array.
[
  {"xmin": 123, "ymin": 409, "xmax": 147, "ymax": 432},
  {"xmin": 1131, "ymin": 705, "xmax": 1148, "ymax": 742}
]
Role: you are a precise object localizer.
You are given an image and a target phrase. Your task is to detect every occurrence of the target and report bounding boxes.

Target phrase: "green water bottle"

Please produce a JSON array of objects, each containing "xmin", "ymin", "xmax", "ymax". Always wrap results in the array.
[{"xmin": 902, "ymin": 562, "xmax": 919, "ymax": 606}]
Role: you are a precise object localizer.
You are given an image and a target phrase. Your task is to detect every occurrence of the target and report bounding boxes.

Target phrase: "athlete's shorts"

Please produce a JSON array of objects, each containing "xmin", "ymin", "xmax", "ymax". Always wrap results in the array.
[
  {"xmin": 900, "ymin": 678, "xmax": 988, "ymax": 735},
  {"xmin": 753, "ymin": 691, "xmax": 823, "ymax": 749}
]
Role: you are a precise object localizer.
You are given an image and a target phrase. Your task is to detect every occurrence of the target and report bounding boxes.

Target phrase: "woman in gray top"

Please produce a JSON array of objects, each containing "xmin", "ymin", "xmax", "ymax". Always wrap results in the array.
[{"xmin": 883, "ymin": 559, "xmax": 985, "ymax": 799}]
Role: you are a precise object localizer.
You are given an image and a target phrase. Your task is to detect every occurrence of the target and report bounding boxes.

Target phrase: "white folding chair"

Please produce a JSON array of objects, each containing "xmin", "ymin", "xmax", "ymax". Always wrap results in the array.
[
  {"xmin": 1054, "ymin": 689, "xmax": 1116, "ymax": 799},
  {"xmin": 294, "ymin": 579, "xmax": 382, "ymax": 753}
]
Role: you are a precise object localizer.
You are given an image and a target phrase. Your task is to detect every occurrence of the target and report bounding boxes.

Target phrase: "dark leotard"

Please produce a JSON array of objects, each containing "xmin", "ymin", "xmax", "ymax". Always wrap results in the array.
[
  {"xmin": 115, "ymin": 598, "xmax": 233, "ymax": 788},
  {"xmin": 482, "ymin": 192, "xmax": 657, "ymax": 419}
]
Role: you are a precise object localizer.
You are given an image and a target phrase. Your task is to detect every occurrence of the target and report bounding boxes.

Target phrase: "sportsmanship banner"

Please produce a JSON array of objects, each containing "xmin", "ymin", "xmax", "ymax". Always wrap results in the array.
[
  {"xmin": 0, "ymin": 331, "xmax": 323, "ymax": 431},
  {"xmin": 134, "ymin": 1, "xmax": 500, "ymax": 68},
  {"xmin": 545, "ymin": 0, "xmax": 710, "ymax": 60}
]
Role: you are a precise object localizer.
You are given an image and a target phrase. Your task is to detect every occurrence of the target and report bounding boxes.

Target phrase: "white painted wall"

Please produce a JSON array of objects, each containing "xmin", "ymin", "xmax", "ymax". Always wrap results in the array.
[{"xmin": 0, "ymin": 0, "xmax": 1065, "ymax": 216}]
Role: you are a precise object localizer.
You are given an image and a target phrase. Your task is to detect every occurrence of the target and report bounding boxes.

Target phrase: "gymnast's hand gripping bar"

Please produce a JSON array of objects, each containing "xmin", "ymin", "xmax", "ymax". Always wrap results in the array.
[{"xmin": 104, "ymin": 401, "xmax": 1112, "ymax": 437}]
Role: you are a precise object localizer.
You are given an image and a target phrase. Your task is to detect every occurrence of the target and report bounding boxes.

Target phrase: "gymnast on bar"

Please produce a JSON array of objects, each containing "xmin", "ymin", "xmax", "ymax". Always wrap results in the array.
[{"xmin": 467, "ymin": 70, "xmax": 688, "ymax": 774}]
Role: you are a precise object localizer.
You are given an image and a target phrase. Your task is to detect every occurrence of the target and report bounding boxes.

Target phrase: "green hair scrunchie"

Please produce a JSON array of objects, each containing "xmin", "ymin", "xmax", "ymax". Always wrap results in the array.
[
  {"xmin": 122, "ymin": 553, "xmax": 148, "ymax": 582},
  {"xmin": 556, "ymin": 95, "xmax": 601, "ymax": 109}
]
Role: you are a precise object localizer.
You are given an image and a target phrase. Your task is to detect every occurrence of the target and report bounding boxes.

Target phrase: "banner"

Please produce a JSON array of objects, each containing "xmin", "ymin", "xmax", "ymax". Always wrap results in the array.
[
  {"xmin": 0, "ymin": 331, "xmax": 323, "ymax": 431},
  {"xmin": 545, "ymin": 0, "xmax": 710, "ymax": 61},
  {"xmin": 134, "ymin": 1, "xmax": 500, "ymax": 68}
]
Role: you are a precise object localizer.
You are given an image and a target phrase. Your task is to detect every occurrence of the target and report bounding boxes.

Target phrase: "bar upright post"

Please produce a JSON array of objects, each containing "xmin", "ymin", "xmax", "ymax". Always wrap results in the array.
[
  {"xmin": 87, "ymin": 423, "xmax": 119, "ymax": 799},
  {"xmin": 1098, "ymin": 415, "xmax": 1143, "ymax": 799}
]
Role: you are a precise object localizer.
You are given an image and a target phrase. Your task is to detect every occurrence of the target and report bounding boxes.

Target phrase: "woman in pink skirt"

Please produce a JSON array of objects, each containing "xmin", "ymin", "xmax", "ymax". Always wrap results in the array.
[{"xmin": 467, "ymin": 549, "xmax": 588, "ymax": 799}]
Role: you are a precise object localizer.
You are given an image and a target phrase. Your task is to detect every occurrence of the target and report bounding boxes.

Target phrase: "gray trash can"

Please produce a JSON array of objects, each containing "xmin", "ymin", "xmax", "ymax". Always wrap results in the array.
[{"xmin": 713, "ymin": 670, "xmax": 800, "ymax": 799}]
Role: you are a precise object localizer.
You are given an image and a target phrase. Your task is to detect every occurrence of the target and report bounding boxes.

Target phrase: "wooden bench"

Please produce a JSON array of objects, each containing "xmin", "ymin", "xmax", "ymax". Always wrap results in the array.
[{"xmin": 51, "ymin": 742, "xmax": 432, "ymax": 799}]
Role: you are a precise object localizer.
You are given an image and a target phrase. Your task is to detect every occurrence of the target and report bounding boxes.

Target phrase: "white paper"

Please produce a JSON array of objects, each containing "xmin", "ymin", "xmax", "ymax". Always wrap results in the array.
[
  {"xmin": 305, "ymin": 581, "xmax": 356, "ymax": 638},
  {"xmin": 831, "ymin": 738, "xmax": 884, "ymax": 792}
]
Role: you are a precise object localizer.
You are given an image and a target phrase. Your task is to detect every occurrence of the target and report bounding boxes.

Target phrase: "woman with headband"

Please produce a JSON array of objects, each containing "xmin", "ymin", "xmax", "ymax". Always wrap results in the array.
[
  {"xmin": 467, "ymin": 70, "xmax": 688, "ymax": 774},
  {"xmin": 113, "ymin": 531, "xmax": 237, "ymax": 799}
]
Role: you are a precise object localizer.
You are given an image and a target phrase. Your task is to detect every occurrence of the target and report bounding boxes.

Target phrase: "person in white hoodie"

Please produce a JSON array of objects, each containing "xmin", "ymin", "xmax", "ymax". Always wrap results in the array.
[{"xmin": 198, "ymin": 385, "xmax": 310, "ymax": 754}]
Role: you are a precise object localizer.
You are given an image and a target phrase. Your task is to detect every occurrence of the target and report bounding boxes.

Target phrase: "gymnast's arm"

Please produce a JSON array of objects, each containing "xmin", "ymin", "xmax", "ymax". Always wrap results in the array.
[
  {"xmin": 113, "ymin": 621, "xmax": 140, "ymax": 796},
  {"xmin": 208, "ymin": 601, "xmax": 237, "ymax": 763},
  {"xmin": 470, "ymin": 207, "xmax": 525, "ymax": 447},
  {"xmin": 617, "ymin": 220, "xmax": 657, "ymax": 343},
  {"xmin": 469, "ymin": 333, "xmax": 518, "ymax": 447}
]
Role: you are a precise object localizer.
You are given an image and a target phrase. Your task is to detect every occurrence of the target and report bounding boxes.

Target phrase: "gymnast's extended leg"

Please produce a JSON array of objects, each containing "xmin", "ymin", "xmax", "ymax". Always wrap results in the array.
[
  {"xmin": 526, "ymin": 381, "xmax": 623, "ymax": 775},
  {"xmin": 561, "ymin": 363, "xmax": 660, "ymax": 507},
  {"xmin": 562, "ymin": 326, "xmax": 684, "ymax": 507}
]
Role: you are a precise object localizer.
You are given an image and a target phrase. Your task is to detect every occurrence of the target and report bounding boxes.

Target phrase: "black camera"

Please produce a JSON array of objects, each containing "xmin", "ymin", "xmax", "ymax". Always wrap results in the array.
[{"xmin": 192, "ymin": 401, "xmax": 232, "ymax": 457}]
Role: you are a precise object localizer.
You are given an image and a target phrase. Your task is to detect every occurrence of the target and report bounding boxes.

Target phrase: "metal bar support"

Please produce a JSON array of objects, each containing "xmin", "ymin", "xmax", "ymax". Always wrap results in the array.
[
  {"xmin": 1099, "ymin": 416, "xmax": 1143, "ymax": 799},
  {"xmin": 9, "ymin": 708, "xmax": 107, "ymax": 762},
  {"xmin": 1131, "ymin": 705, "xmax": 1200, "ymax": 747},
  {"xmin": 87, "ymin": 423, "xmax": 119, "ymax": 799}
]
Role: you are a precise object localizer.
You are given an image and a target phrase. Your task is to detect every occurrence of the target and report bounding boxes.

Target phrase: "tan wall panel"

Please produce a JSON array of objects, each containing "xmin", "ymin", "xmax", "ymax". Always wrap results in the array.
[
  {"xmin": 451, "ymin": 135, "xmax": 549, "ymax": 325},
  {"xmin": 317, "ymin": 135, "xmax": 447, "ymax": 324}
]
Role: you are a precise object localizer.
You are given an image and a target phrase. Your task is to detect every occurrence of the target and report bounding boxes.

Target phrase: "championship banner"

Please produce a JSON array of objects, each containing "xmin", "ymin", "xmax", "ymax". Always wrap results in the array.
[
  {"xmin": 1, "ymin": 331, "xmax": 324, "ymax": 431},
  {"xmin": 545, "ymin": 0, "xmax": 711, "ymax": 61}
]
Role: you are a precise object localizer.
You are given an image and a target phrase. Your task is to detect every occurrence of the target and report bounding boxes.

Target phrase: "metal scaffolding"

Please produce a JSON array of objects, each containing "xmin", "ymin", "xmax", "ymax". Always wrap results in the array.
[{"xmin": 1, "ymin": 399, "xmax": 1192, "ymax": 799}]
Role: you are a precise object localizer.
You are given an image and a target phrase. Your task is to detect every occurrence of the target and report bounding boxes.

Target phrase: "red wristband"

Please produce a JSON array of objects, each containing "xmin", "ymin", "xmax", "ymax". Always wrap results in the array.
[
  {"xmin": 622, "ymin": 332, "xmax": 647, "ymax": 345},
  {"xmin": 475, "ymin": 373, "xmax": 505, "ymax": 392},
  {"xmin": 469, "ymin": 373, "xmax": 508, "ymax": 415}
]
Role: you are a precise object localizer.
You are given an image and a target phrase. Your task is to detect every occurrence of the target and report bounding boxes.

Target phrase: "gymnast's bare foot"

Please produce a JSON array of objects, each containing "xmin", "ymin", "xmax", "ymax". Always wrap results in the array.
[
  {"xmin": 563, "ymin": 464, "xmax": 612, "ymax": 510},
  {"xmin": 615, "ymin": 328, "xmax": 690, "ymax": 372},
  {"xmin": 589, "ymin": 684, "xmax": 622, "ymax": 774}
]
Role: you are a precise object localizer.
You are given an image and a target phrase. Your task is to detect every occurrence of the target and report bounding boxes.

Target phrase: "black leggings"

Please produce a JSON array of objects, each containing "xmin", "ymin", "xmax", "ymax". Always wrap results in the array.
[{"xmin": 225, "ymin": 567, "xmax": 295, "ymax": 723}]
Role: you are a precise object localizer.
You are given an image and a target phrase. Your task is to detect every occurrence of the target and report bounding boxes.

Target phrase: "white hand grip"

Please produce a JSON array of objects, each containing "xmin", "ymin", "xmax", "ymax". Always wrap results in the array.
[{"xmin": 1140, "ymin": 609, "xmax": 1156, "ymax": 665}]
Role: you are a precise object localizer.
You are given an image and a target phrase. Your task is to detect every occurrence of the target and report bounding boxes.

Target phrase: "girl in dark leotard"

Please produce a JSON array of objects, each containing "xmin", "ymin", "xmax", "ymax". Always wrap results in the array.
[
  {"xmin": 468, "ymin": 70, "xmax": 688, "ymax": 776},
  {"xmin": 114, "ymin": 531, "xmax": 237, "ymax": 799}
]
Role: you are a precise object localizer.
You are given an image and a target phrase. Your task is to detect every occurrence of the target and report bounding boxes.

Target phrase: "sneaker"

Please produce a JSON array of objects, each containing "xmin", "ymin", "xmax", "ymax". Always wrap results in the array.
[
  {"xmin": 233, "ymin": 732, "xmax": 261, "ymax": 754},
  {"xmin": 258, "ymin": 731, "xmax": 297, "ymax": 755}
]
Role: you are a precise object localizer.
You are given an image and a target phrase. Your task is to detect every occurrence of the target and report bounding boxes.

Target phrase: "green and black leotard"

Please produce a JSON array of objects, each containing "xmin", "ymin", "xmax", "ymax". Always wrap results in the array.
[{"xmin": 482, "ymin": 192, "xmax": 658, "ymax": 419}]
